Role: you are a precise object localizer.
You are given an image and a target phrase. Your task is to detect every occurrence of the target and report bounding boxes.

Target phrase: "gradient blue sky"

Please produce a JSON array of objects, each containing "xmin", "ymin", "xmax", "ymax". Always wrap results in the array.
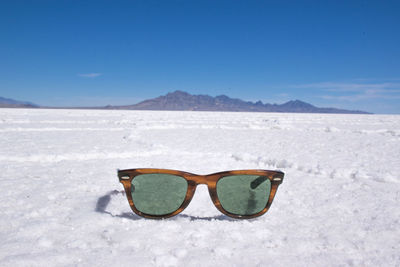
[{"xmin": 1, "ymin": 0, "xmax": 399, "ymax": 113}]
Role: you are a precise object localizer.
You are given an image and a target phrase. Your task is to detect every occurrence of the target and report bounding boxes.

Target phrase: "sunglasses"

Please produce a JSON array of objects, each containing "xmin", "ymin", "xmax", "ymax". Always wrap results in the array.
[{"xmin": 117, "ymin": 168, "xmax": 284, "ymax": 219}]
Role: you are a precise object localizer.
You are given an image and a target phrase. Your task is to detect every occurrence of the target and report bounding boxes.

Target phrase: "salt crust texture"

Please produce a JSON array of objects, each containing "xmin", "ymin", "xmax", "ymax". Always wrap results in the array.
[{"xmin": 0, "ymin": 109, "xmax": 399, "ymax": 266}]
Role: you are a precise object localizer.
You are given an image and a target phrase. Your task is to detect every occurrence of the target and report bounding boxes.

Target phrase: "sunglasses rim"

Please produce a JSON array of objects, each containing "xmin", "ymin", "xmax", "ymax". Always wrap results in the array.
[{"xmin": 118, "ymin": 168, "xmax": 284, "ymax": 219}]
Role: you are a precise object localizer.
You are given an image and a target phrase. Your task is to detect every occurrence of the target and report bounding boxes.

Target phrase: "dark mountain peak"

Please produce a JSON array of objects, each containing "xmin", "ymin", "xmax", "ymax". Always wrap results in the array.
[
  {"xmin": 291, "ymin": 99, "xmax": 308, "ymax": 104},
  {"xmin": 286, "ymin": 99, "xmax": 310, "ymax": 105},
  {"xmin": 215, "ymin": 94, "xmax": 230, "ymax": 100},
  {"xmin": 164, "ymin": 90, "xmax": 215, "ymax": 104},
  {"xmin": 166, "ymin": 90, "xmax": 191, "ymax": 97},
  {"xmin": 281, "ymin": 100, "xmax": 315, "ymax": 109}
]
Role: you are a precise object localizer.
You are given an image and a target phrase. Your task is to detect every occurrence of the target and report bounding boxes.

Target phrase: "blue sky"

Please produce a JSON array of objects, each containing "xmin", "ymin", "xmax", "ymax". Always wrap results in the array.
[{"xmin": 0, "ymin": 0, "xmax": 399, "ymax": 113}]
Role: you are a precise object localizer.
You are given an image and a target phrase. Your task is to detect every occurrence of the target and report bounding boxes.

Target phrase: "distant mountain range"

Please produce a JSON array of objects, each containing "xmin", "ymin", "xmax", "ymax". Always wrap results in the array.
[
  {"xmin": 0, "ymin": 91, "xmax": 370, "ymax": 114},
  {"xmin": 0, "ymin": 97, "xmax": 38, "ymax": 108},
  {"xmin": 107, "ymin": 91, "xmax": 370, "ymax": 114}
]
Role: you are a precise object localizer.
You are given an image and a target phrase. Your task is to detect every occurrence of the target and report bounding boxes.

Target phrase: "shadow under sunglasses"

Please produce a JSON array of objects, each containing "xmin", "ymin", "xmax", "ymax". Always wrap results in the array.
[{"xmin": 95, "ymin": 190, "xmax": 236, "ymax": 221}]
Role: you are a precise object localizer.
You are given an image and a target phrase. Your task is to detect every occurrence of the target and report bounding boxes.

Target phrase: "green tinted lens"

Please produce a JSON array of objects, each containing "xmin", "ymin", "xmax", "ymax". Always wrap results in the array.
[
  {"xmin": 131, "ymin": 173, "xmax": 188, "ymax": 215},
  {"xmin": 216, "ymin": 175, "xmax": 271, "ymax": 215}
]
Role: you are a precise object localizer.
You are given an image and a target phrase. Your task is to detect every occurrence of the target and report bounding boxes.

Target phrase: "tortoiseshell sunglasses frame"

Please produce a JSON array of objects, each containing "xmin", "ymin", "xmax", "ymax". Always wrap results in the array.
[{"xmin": 118, "ymin": 168, "xmax": 284, "ymax": 219}]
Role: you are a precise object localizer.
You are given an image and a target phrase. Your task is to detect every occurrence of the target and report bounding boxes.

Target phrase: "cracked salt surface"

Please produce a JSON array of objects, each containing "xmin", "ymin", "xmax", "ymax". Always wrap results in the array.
[{"xmin": 0, "ymin": 108, "xmax": 399, "ymax": 266}]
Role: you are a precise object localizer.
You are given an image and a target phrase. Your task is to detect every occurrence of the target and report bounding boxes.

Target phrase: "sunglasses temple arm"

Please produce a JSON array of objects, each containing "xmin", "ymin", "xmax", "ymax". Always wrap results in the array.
[
  {"xmin": 250, "ymin": 176, "xmax": 269, "ymax": 189},
  {"xmin": 250, "ymin": 174, "xmax": 284, "ymax": 189}
]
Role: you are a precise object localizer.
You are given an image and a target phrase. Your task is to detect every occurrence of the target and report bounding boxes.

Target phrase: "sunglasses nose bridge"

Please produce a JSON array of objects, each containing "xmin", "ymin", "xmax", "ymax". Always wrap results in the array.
[{"xmin": 187, "ymin": 174, "xmax": 209, "ymax": 185}]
